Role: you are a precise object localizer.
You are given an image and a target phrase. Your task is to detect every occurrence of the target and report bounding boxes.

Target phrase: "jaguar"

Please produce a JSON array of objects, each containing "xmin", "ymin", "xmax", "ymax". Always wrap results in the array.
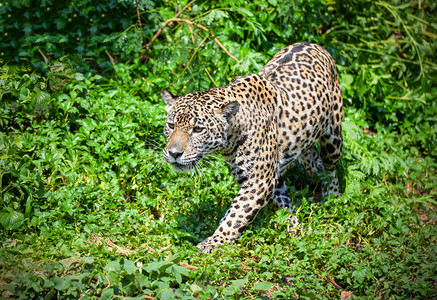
[{"xmin": 161, "ymin": 42, "xmax": 343, "ymax": 252}]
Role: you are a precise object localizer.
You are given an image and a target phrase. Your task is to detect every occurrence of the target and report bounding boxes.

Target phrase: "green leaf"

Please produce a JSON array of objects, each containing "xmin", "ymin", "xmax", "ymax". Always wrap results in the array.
[
  {"xmin": 100, "ymin": 288, "xmax": 114, "ymax": 300},
  {"xmin": 198, "ymin": 10, "xmax": 229, "ymax": 25},
  {"xmin": 104, "ymin": 261, "xmax": 121, "ymax": 273},
  {"xmin": 52, "ymin": 276, "xmax": 72, "ymax": 291},
  {"xmin": 230, "ymin": 278, "xmax": 248, "ymax": 290},
  {"xmin": 190, "ymin": 284, "xmax": 202, "ymax": 294},
  {"xmin": 43, "ymin": 278, "xmax": 55, "ymax": 289},
  {"xmin": 80, "ymin": 257, "xmax": 95, "ymax": 265},
  {"xmin": 74, "ymin": 73, "xmax": 85, "ymax": 81},
  {"xmin": 123, "ymin": 259, "xmax": 137, "ymax": 274},
  {"xmin": 144, "ymin": 261, "xmax": 173, "ymax": 274},
  {"xmin": 168, "ymin": 265, "xmax": 189, "ymax": 285},
  {"xmin": 252, "ymin": 281, "xmax": 273, "ymax": 291},
  {"xmin": 59, "ymin": 257, "xmax": 79, "ymax": 269},
  {"xmin": 19, "ymin": 87, "xmax": 30, "ymax": 101},
  {"xmin": 159, "ymin": 288, "xmax": 174, "ymax": 300},
  {"xmin": 0, "ymin": 208, "xmax": 25, "ymax": 230},
  {"xmin": 232, "ymin": 7, "xmax": 254, "ymax": 17}
]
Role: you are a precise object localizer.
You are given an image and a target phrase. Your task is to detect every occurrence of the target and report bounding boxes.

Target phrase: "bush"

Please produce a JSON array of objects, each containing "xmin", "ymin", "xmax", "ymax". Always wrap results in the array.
[{"xmin": 0, "ymin": 0, "xmax": 436, "ymax": 298}]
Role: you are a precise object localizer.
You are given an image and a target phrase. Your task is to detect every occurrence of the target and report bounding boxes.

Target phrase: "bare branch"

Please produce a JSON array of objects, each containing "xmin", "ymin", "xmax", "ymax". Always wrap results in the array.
[
  {"xmin": 38, "ymin": 48, "xmax": 49, "ymax": 63},
  {"xmin": 167, "ymin": 35, "xmax": 208, "ymax": 88},
  {"xmin": 204, "ymin": 67, "xmax": 218, "ymax": 87},
  {"xmin": 175, "ymin": 0, "xmax": 197, "ymax": 18},
  {"xmin": 179, "ymin": 262, "xmax": 199, "ymax": 270},
  {"xmin": 140, "ymin": 17, "xmax": 239, "ymax": 63},
  {"xmin": 105, "ymin": 50, "xmax": 116, "ymax": 66}
]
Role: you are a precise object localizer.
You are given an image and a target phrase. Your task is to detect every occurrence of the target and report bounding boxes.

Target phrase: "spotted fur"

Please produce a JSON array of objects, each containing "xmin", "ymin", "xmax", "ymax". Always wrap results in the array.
[{"xmin": 162, "ymin": 42, "xmax": 343, "ymax": 253}]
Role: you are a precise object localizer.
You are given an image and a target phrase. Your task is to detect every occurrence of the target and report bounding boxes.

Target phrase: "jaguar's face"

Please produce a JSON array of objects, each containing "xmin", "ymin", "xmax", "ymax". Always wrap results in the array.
[{"xmin": 161, "ymin": 89, "xmax": 239, "ymax": 172}]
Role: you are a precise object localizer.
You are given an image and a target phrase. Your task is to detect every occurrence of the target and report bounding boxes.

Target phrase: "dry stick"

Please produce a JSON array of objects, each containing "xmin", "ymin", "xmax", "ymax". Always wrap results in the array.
[
  {"xmin": 175, "ymin": 0, "xmax": 197, "ymax": 18},
  {"xmin": 189, "ymin": 24, "xmax": 194, "ymax": 43},
  {"xmin": 139, "ymin": 0, "xmax": 196, "ymax": 62},
  {"xmin": 179, "ymin": 262, "xmax": 198, "ymax": 270},
  {"xmin": 91, "ymin": 233, "xmax": 103, "ymax": 245},
  {"xmin": 204, "ymin": 67, "xmax": 218, "ymax": 87},
  {"xmin": 136, "ymin": 0, "xmax": 146, "ymax": 43},
  {"xmin": 139, "ymin": 18, "xmax": 239, "ymax": 63},
  {"xmin": 38, "ymin": 48, "xmax": 49, "ymax": 63},
  {"xmin": 167, "ymin": 0, "xmax": 197, "ymax": 28},
  {"xmin": 105, "ymin": 50, "xmax": 115, "ymax": 66},
  {"xmin": 138, "ymin": 245, "xmax": 156, "ymax": 254},
  {"xmin": 89, "ymin": 233, "xmax": 173, "ymax": 256},
  {"xmin": 105, "ymin": 238, "xmax": 136, "ymax": 255},
  {"xmin": 157, "ymin": 244, "xmax": 172, "ymax": 253}
]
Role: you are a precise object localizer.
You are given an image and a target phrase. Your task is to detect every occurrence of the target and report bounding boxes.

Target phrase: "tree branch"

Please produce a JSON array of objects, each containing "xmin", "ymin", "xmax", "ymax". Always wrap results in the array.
[
  {"xmin": 139, "ymin": 17, "xmax": 239, "ymax": 63},
  {"xmin": 38, "ymin": 48, "xmax": 49, "ymax": 63},
  {"xmin": 167, "ymin": 35, "xmax": 209, "ymax": 88},
  {"xmin": 175, "ymin": 0, "xmax": 197, "ymax": 18},
  {"xmin": 105, "ymin": 50, "xmax": 115, "ymax": 66}
]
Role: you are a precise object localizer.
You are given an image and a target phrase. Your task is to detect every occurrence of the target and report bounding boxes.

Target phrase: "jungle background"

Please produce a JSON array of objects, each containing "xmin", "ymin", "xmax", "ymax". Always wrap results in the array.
[{"xmin": 0, "ymin": 0, "xmax": 436, "ymax": 298}]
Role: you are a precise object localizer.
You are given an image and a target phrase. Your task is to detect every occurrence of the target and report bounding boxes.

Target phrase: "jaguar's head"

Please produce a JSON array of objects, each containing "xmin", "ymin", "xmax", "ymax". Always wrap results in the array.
[{"xmin": 161, "ymin": 89, "xmax": 239, "ymax": 172}]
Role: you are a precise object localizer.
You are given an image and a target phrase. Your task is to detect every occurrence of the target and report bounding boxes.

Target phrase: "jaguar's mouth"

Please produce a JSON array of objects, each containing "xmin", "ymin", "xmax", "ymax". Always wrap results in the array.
[
  {"xmin": 169, "ymin": 160, "xmax": 198, "ymax": 172},
  {"xmin": 164, "ymin": 152, "xmax": 204, "ymax": 172}
]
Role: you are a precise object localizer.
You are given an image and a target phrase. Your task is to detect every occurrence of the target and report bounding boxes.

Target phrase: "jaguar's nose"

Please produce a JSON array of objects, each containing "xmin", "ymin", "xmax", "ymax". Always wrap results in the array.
[{"xmin": 168, "ymin": 149, "xmax": 183, "ymax": 159}]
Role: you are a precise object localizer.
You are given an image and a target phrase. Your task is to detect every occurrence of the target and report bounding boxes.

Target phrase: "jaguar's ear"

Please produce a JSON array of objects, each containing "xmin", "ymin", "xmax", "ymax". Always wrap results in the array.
[
  {"xmin": 161, "ymin": 89, "xmax": 178, "ymax": 112},
  {"xmin": 216, "ymin": 101, "xmax": 239, "ymax": 120}
]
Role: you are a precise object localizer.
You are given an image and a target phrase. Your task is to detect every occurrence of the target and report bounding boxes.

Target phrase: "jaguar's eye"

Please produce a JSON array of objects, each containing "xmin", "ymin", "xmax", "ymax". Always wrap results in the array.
[
  {"xmin": 192, "ymin": 126, "xmax": 204, "ymax": 133},
  {"xmin": 168, "ymin": 123, "xmax": 175, "ymax": 130}
]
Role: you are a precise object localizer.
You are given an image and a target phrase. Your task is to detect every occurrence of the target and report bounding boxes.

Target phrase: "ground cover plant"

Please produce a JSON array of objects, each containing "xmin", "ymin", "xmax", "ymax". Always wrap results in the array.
[{"xmin": 1, "ymin": 0, "xmax": 436, "ymax": 298}]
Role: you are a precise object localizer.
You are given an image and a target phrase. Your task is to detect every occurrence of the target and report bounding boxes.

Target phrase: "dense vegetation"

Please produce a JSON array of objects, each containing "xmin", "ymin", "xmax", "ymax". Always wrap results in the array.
[{"xmin": 1, "ymin": 0, "xmax": 436, "ymax": 298}]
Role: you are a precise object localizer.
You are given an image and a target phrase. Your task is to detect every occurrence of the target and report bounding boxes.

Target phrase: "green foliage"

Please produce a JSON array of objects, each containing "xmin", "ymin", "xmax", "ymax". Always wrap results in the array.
[
  {"xmin": 3, "ymin": 255, "xmax": 202, "ymax": 299},
  {"xmin": 332, "ymin": 1, "xmax": 437, "ymax": 157},
  {"xmin": 0, "ymin": 0, "xmax": 140, "ymax": 72},
  {"xmin": 0, "ymin": 0, "xmax": 436, "ymax": 299},
  {"xmin": 2, "ymin": 0, "xmax": 435, "ymax": 155}
]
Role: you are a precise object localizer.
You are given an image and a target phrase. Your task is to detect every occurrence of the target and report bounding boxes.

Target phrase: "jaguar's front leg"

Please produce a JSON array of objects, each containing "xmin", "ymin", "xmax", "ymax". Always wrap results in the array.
[{"xmin": 197, "ymin": 162, "xmax": 277, "ymax": 253}]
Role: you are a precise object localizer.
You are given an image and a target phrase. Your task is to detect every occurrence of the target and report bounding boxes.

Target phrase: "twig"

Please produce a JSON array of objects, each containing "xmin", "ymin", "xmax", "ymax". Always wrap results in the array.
[
  {"xmin": 38, "ymin": 48, "xmax": 49, "ymax": 63},
  {"xmin": 138, "ymin": 245, "xmax": 157, "ymax": 254},
  {"xmin": 315, "ymin": 270, "xmax": 344, "ymax": 290},
  {"xmin": 167, "ymin": 35, "xmax": 208, "ymax": 88},
  {"xmin": 90, "ymin": 233, "xmax": 103, "ymax": 245},
  {"xmin": 204, "ymin": 67, "xmax": 218, "ymax": 87},
  {"xmin": 88, "ymin": 233, "xmax": 172, "ymax": 256},
  {"xmin": 179, "ymin": 262, "xmax": 198, "ymax": 270},
  {"xmin": 328, "ymin": 277, "xmax": 343, "ymax": 290},
  {"xmin": 105, "ymin": 238, "xmax": 135, "ymax": 255},
  {"xmin": 87, "ymin": 233, "xmax": 135, "ymax": 256},
  {"xmin": 96, "ymin": 187, "xmax": 116, "ymax": 202},
  {"xmin": 139, "ymin": 17, "xmax": 239, "ymax": 63},
  {"xmin": 136, "ymin": 0, "xmax": 146, "ymax": 43},
  {"xmin": 136, "ymin": 0, "xmax": 143, "ymax": 29},
  {"xmin": 105, "ymin": 50, "xmax": 115, "ymax": 66},
  {"xmin": 167, "ymin": 0, "xmax": 197, "ymax": 29},
  {"xmin": 175, "ymin": 0, "xmax": 197, "ymax": 18},
  {"xmin": 158, "ymin": 244, "xmax": 172, "ymax": 253}
]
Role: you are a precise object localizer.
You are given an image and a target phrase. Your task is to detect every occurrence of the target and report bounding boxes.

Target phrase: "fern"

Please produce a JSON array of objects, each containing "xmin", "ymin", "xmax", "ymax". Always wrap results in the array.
[
  {"xmin": 198, "ymin": 10, "xmax": 230, "ymax": 25},
  {"xmin": 342, "ymin": 120, "xmax": 407, "ymax": 179}
]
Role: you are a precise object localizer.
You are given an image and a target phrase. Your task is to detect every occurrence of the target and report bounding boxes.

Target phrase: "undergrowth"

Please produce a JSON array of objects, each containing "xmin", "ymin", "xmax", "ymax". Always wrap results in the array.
[{"xmin": 1, "ymin": 0, "xmax": 436, "ymax": 299}]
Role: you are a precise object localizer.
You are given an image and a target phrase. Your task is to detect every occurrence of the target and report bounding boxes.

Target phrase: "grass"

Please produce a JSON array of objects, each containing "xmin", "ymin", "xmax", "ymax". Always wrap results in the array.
[{"xmin": 0, "ymin": 65, "xmax": 436, "ymax": 299}]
